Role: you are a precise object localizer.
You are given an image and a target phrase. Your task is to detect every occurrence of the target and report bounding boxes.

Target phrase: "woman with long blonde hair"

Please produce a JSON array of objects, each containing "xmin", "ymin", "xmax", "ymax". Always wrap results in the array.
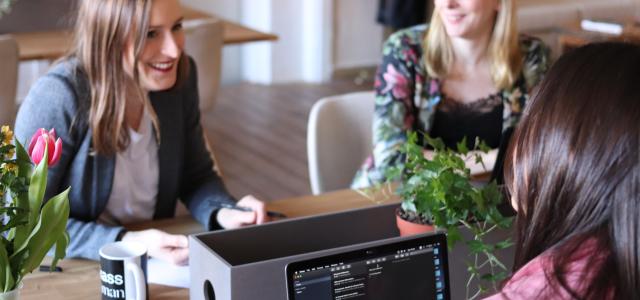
[
  {"xmin": 15, "ymin": 0, "xmax": 268, "ymax": 264},
  {"xmin": 352, "ymin": 0, "xmax": 550, "ymax": 188}
]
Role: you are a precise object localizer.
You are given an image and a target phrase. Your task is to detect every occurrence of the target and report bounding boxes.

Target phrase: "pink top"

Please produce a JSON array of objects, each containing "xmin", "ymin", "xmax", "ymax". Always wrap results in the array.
[{"xmin": 484, "ymin": 240, "xmax": 607, "ymax": 300}]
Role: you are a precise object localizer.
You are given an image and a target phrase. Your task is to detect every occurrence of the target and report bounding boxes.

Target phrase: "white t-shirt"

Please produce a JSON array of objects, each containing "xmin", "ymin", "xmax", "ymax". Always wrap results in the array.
[{"xmin": 99, "ymin": 111, "xmax": 159, "ymax": 225}]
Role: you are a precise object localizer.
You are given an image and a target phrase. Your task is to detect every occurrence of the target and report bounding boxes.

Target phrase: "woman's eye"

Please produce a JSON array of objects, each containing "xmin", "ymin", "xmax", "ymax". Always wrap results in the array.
[
  {"xmin": 147, "ymin": 30, "xmax": 158, "ymax": 39},
  {"xmin": 172, "ymin": 23, "xmax": 183, "ymax": 32}
]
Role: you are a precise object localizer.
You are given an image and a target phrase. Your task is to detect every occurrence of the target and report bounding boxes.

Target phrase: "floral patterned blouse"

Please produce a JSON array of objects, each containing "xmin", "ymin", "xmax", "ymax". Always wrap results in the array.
[{"xmin": 351, "ymin": 24, "xmax": 550, "ymax": 189}]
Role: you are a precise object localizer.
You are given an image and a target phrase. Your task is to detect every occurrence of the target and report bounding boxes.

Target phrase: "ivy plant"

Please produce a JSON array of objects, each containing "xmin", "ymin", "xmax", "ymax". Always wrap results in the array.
[{"xmin": 387, "ymin": 132, "xmax": 513, "ymax": 299}]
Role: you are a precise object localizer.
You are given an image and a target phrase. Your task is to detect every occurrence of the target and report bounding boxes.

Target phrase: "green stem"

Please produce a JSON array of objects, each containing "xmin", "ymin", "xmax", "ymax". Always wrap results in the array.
[
  {"xmin": 460, "ymin": 219, "xmax": 473, "ymax": 230},
  {"xmin": 485, "ymin": 250, "xmax": 498, "ymax": 292},
  {"xmin": 469, "ymin": 286, "xmax": 482, "ymax": 300},
  {"xmin": 466, "ymin": 252, "xmax": 479, "ymax": 300}
]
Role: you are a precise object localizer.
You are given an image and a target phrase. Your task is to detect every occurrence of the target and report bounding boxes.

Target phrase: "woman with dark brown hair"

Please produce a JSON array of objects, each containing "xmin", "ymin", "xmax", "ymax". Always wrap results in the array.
[{"xmin": 486, "ymin": 42, "xmax": 640, "ymax": 299}]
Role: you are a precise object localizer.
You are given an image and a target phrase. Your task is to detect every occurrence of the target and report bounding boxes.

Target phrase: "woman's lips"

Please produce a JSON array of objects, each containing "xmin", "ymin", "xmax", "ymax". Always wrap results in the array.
[
  {"xmin": 148, "ymin": 61, "xmax": 175, "ymax": 73},
  {"xmin": 444, "ymin": 13, "xmax": 465, "ymax": 25}
]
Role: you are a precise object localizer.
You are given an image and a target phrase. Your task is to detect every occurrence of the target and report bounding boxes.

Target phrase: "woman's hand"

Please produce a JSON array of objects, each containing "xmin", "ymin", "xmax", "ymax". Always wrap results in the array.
[
  {"xmin": 422, "ymin": 149, "xmax": 436, "ymax": 160},
  {"xmin": 122, "ymin": 229, "xmax": 189, "ymax": 265},
  {"xmin": 216, "ymin": 195, "xmax": 269, "ymax": 229},
  {"xmin": 424, "ymin": 148, "xmax": 498, "ymax": 175},
  {"xmin": 466, "ymin": 149, "xmax": 498, "ymax": 175}
]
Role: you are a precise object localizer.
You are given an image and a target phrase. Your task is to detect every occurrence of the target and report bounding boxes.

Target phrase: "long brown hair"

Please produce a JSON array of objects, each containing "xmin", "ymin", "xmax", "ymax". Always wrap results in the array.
[
  {"xmin": 425, "ymin": 0, "xmax": 522, "ymax": 90},
  {"xmin": 69, "ymin": 0, "xmax": 187, "ymax": 155},
  {"xmin": 505, "ymin": 42, "xmax": 640, "ymax": 299}
]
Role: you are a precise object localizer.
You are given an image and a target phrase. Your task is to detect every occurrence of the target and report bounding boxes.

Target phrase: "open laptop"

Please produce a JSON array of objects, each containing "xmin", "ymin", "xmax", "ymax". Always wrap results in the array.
[{"xmin": 285, "ymin": 232, "xmax": 450, "ymax": 300}]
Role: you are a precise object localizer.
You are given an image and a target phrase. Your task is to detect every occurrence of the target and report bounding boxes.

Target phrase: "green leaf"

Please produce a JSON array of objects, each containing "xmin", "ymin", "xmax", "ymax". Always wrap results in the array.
[
  {"xmin": 425, "ymin": 135, "xmax": 445, "ymax": 152},
  {"xmin": 50, "ymin": 231, "xmax": 70, "ymax": 271},
  {"xmin": 484, "ymin": 251, "xmax": 508, "ymax": 270},
  {"xmin": 401, "ymin": 200, "xmax": 417, "ymax": 213},
  {"xmin": 467, "ymin": 239, "xmax": 488, "ymax": 254},
  {"xmin": 0, "ymin": 241, "xmax": 7, "ymax": 292},
  {"xmin": 385, "ymin": 165, "xmax": 403, "ymax": 181},
  {"xmin": 0, "ymin": 240, "xmax": 14, "ymax": 292},
  {"xmin": 27, "ymin": 147, "xmax": 48, "ymax": 229},
  {"xmin": 13, "ymin": 139, "xmax": 32, "ymax": 178},
  {"xmin": 0, "ymin": 208, "xmax": 27, "ymax": 233},
  {"xmin": 456, "ymin": 137, "xmax": 469, "ymax": 154},
  {"xmin": 13, "ymin": 148, "xmax": 49, "ymax": 252},
  {"xmin": 18, "ymin": 188, "xmax": 70, "ymax": 276},
  {"xmin": 481, "ymin": 273, "xmax": 496, "ymax": 281},
  {"xmin": 3, "ymin": 260, "xmax": 13, "ymax": 293},
  {"xmin": 495, "ymin": 239, "xmax": 514, "ymax": 250},
  {"xmin": 446, "ymin": 226, "xmax": 462, "ymax": 248},
  {"xmin": 493, "ymin": 271, "xmax": 509, "ymax": 282},
  {"xmin": 478, "ymin": 139, "xmax": 491, "ymax": 153}
]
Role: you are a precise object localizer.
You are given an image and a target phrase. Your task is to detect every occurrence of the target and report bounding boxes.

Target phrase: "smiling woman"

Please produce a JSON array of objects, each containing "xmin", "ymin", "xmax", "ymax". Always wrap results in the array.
[
  {"xmin": 123, "ymin": 0, "xmax": 185, "ymax": 92},
  {"xmin": 352, "ymin": 0, "xmax": 550, "ymax": 189},
  {"xmin": 13, "ymin": 0, "xmax": 270, "ymax": 265}
]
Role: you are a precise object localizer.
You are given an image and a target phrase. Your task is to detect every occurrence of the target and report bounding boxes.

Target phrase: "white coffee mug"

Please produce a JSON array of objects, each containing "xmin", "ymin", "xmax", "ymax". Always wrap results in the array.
[{"xmin": 99, "ymin": 241, "xmax": 148, "ymax": 300}]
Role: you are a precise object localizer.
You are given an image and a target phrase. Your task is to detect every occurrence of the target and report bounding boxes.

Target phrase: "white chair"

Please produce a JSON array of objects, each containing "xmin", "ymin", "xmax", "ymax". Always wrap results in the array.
[
  {"xmin": 307, "ymin": 91, "xmax": 375, "ymax": 195},
  {"xmin": 184, "ymin": 18, "xmax": 223, "ymax": 113},
  {"xmin": 0, "ymin": 35, "xmax": 18, "ymax": 127}
]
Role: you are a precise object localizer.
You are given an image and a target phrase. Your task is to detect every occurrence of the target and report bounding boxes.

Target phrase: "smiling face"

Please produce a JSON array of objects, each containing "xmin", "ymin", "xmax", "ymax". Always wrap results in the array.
[
  {"xmin": 124, "ymin": 0, "xmax": 185, "ymax": 91},
  {"xmin": 435, "ymin": 0, "xmax": 500, "ymax": 40}
]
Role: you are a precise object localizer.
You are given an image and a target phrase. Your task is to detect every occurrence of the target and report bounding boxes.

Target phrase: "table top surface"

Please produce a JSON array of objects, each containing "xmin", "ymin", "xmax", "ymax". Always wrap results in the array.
[
  {"xmin": 12, "ymin": 5, "xmax": 277, "ymax": 61},
  {"xmin": 21, "ymin": 188, "xmax": 399, "ymax": 300}
]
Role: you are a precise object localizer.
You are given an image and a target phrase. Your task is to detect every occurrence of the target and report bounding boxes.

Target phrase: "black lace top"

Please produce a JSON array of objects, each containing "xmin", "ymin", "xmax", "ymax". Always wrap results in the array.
[{"xmin": 430, "ymin": 93, "xmax": 504, "ymax": 150}]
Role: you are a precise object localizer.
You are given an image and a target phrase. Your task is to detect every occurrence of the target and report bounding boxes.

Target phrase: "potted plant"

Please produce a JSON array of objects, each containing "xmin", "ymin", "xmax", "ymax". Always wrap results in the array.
[
  {"xmin": 387, "ymin": 131, "xmax": 513, "ymax": 299},
  {"xmin": 0, "ymin": 126, "xmax": 70, "ymax": 300}
]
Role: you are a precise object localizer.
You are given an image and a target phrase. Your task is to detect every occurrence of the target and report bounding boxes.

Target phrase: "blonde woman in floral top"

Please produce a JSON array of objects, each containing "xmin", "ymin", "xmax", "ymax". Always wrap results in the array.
[{"xmin": 352, "ymin": 0, "xmax": 550, "ymax": 188}]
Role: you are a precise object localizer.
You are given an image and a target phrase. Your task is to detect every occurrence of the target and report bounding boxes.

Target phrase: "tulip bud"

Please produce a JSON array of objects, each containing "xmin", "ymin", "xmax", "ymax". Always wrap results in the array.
[{"xmin": 28, "ymin": 128, "xmax": 63, "ymax": 166}]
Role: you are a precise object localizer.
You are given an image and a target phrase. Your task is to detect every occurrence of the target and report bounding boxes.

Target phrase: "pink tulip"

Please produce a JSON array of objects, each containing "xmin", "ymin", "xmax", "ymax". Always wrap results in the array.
[{"xmin": 28, "ymin": 128, "xmax": 63, "ymax": 166}]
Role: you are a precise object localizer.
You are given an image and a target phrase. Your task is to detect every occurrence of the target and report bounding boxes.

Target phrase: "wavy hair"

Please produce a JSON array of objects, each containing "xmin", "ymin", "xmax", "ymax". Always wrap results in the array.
[
  {"xmin": 505, "ymin": 42, "xmax": 640, "ymax": 299},
  {"xmin": 68, "ymin": 0, "xmax": 187, "ymax": 155}
]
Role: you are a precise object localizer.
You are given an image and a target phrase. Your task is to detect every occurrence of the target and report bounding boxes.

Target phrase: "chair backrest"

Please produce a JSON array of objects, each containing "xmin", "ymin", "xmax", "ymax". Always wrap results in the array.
[
  {"xmin": 183, "ymin": 19, "xmax": 223, "ymax": 113},
  {"xmin": 307, "ymin": 91, "xmax": 375, "ymax": 195},
  {"xmin": 0, "ymin": 35, "xmax": 18, "ymax": 127}
]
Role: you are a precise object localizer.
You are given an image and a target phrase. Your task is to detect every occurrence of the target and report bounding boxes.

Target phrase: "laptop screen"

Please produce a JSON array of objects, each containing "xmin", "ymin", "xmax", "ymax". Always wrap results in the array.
[{"xmin": 285, "ymin": 233, "xmax": 450, "ymax": 300}]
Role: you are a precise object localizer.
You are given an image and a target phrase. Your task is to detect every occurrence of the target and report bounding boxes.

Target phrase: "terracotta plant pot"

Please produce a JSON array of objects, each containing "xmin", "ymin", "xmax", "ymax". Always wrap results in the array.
[{"xmin": 395, "ymin": 208, "xmax": 435, "ymax": 236}]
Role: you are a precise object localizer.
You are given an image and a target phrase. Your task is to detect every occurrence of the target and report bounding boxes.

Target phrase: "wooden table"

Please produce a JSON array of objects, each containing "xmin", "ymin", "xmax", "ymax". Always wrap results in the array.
[
  {"xmin": 21, "ymin": 189, "xmax": 399, "ymax": 300},
  {"xmin": 13, "ymin": 5, "xmax": 278, "ymax": 61}
]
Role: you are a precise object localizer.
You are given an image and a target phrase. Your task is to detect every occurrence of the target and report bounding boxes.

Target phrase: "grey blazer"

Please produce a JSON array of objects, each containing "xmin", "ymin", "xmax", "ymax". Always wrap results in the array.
[{"xmin": 15, "ymin": 58, "xmax": 236, "ymax": 260}]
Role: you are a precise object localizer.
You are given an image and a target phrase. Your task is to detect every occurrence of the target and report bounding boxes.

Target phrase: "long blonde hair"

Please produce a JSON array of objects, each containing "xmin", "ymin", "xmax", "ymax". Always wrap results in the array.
[
  {"xmin": 69, "ymin": 0, "xmax": 186, "ymax": 155},
  {"xmin": 424, "ymin": 0, "xmax": 521, "ymax": 90}
]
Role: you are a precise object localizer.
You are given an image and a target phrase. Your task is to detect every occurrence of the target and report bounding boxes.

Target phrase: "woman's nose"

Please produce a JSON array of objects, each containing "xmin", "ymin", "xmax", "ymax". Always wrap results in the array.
[
  {"xmin": 161, "ymin": 33, "xmax": 181, "ymax": 58},
  {"xmin": 442, "ymin": 0, "xmax": 459, "ymax": 9}
]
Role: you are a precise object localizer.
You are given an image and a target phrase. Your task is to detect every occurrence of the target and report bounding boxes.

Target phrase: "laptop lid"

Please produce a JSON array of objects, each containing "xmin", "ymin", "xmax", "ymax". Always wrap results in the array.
[{"xmin": 285, "ymin": 232, "xmax": 450, "ymax": 300}]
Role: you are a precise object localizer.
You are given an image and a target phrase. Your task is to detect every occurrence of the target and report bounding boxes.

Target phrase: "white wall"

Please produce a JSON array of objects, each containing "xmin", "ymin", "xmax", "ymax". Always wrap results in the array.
[
  {"xmin": 240, "ymin": 0, "xmax": 273, "ymax": 83},
  {"xmin": 301, "ymin": 0, "xmax": 333, "ymax": 82},
  {"xmin": 333, "ymin": 0, "xmax": 384, "ymax": 71},
  {"xmin": 264, "ymin": 0, "xmax": 306, "ymax": 82},
  {"xmin": 185, "ymin": 0, "xmax": 381, "ymax": 84},
  {"xmin": 240, "ymin": 0, "xmax": 381, "ymax": 83},
  {"xmin": 240, "ymin": 0, "xmax": 335, "ymax": 84}
]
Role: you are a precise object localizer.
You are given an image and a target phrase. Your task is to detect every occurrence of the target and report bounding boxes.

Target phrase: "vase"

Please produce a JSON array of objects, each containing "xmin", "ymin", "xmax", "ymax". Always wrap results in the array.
[{"xmin": 396, "ymin": 208, "xmax": 435, "ymax": 236}]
